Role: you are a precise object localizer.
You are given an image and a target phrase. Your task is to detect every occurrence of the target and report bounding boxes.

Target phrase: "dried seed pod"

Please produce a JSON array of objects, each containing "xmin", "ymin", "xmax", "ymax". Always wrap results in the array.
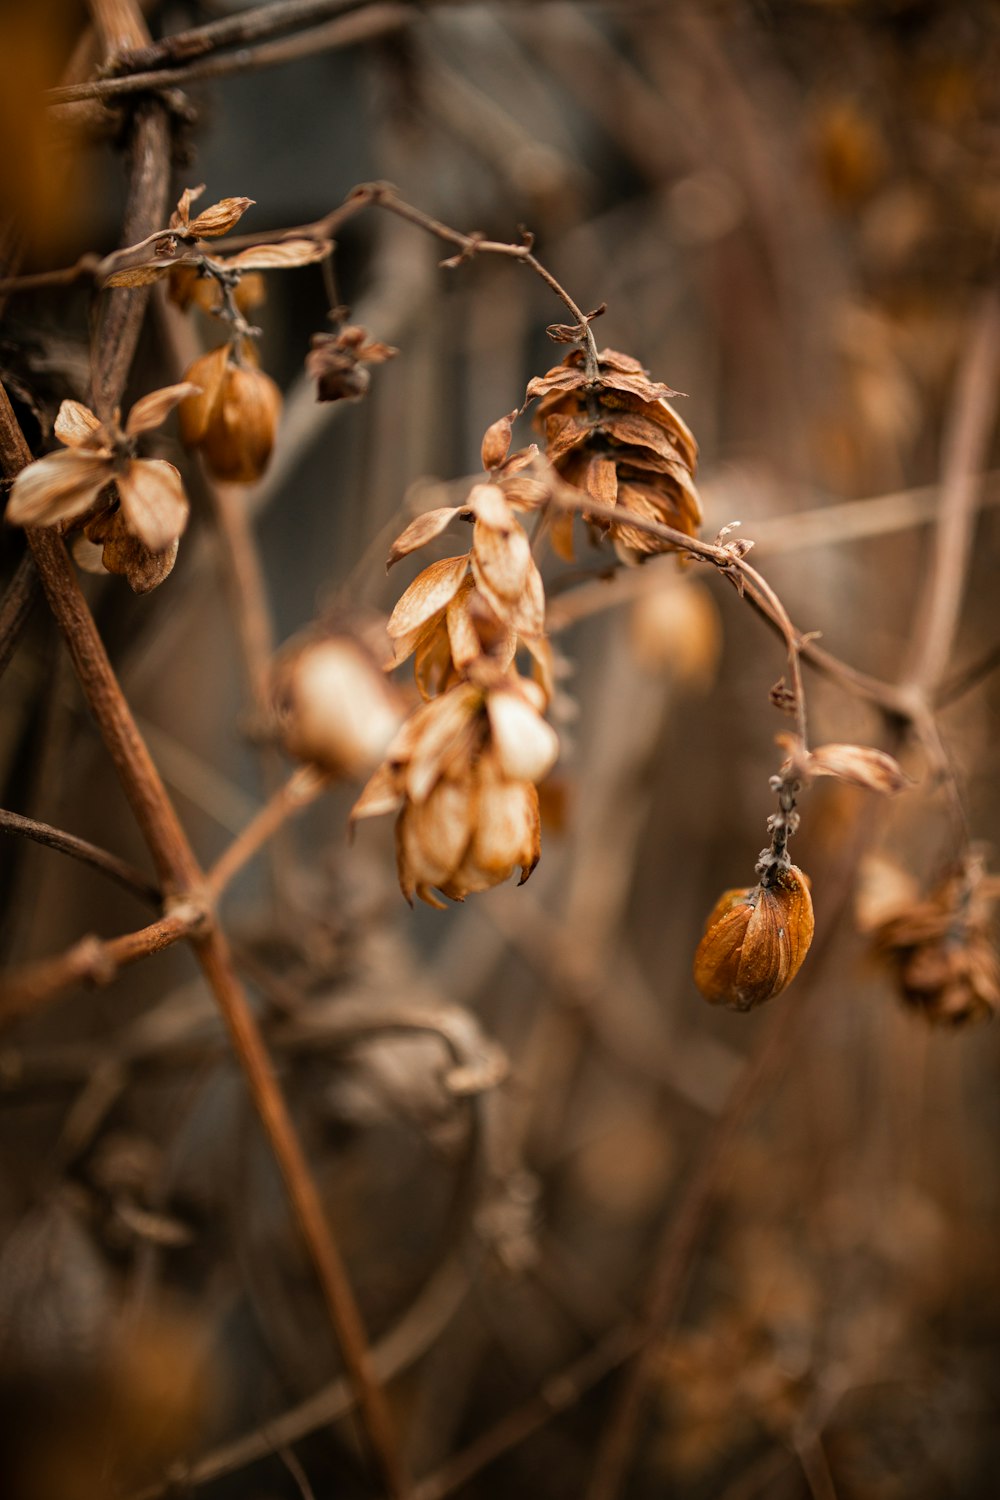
[
  {"xmin": 870, "ymin": 856, "xmax": 1000, "ymax": 1025},
  {"xmin": 179, "ymin": 345, "xmax": 282, "ymax": 483},
  {"xmin": 278, "ymin": 637, "xmax": 404, "ymax": 779},
  {"xmin": 694, "ymin": 864, "xmax": 814, "ymax": 1010}
]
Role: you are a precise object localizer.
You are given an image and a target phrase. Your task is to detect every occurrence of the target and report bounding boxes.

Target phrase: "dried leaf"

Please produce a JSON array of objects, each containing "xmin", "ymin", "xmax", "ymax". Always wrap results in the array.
[
  {"xmin": 481, "ymin": 410, "xmax": 516, "ymax": 471},
  {"xmin": 386, "ymin": 507, "xmax": 469, "ymax": 568},
  {"xmin": 224, "ymin": 237, "xmax": 332, "ymax": 270},
  {"xmin": 804, "ymin": 742, "xmax": 910, "ymax": 794},
  {"xmin": 387, "ymin": 555, "xmax": 470, "ymax": 644}
]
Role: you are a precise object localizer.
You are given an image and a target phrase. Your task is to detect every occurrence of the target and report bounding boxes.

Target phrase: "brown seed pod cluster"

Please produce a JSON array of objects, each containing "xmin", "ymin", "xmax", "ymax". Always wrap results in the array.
[
  {"xmin": 352, "ymin": 671, "xmax": 557, "ymax": 907},
  {"xmin": 527, "ymin": 347, "xmax": 702, "ymax": 563},
  {"xmin": 5, "ymin": 386, "xmax": 196, "ymax": 592},
  {"xmin": 869, "ymin": 856, "xmax": 1000, "ymax": 1026},
  {"xmin": 694, "ymin": 864, "xmax": 815, "ymax": 1010}
]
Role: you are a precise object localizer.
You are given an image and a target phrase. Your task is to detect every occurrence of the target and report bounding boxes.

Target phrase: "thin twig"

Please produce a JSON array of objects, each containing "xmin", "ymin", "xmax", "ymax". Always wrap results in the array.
[
  {"xmin": 0, "ymin": 808, "xmax": 161, "ymax": 905},
  {"xmin": 47, "ymin": 4, "xmax": 413, "ymax": 105},
  {"xmin": 0, "ymin": 909, "xmax": 200, "ymax": 1027},
  {"xmin": 0, "ymin": 550, "xmax": 39, "ymax": 680},
  {"xmin": 903, "ymin": 288, "xmax": 1000, "ymax": 693},
  {"xmin": 0, "ymin": 388, "xmax": 407, "ymax": 1500},
  {"xmin": 59, "ymin": 0, "xmax": 404, "ymax": 87},
  {"xmin": 207, "ymin": 766, "xmax": 328, "ymax": 898}
]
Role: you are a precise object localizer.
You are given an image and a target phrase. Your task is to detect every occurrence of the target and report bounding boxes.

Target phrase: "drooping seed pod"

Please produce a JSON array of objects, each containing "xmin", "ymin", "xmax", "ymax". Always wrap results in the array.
[
  {"xmin": 179, "ymin": 344, "xmax": 282, "ymax": 483},
  {"xmin": 694, "ymin": 864, "xmax": 814, "ymax": 1010},
  {"xmin": 278, "ymin": 636, "xmax": 405, "ymax": 779}
]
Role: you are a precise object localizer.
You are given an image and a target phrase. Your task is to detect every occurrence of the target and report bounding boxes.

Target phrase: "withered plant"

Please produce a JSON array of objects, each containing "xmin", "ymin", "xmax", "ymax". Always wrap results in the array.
[{"xmin": 2, "ymin": 4, "xmax": 1000, "ymax": 1500}]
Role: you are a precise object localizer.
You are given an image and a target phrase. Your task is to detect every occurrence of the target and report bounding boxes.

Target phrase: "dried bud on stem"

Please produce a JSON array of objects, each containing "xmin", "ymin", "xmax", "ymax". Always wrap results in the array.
[
  {"xmin": 179, "ymin": 343, "xmax": 281, "ymax": 483},
  {"xmin": 694, "ymin": 864, "xmax": 815, "ymax": 1010},
  {"xmin": 870, "ymin": 852, "xmax": 1000, "ymax": 1025},
  {"xmin": 306, "ymin": 324, "xmax": 397, "ymax": 403},
  {"xmin": 526, "ymin": 347, "xmax": 701, "ymax": 563}
]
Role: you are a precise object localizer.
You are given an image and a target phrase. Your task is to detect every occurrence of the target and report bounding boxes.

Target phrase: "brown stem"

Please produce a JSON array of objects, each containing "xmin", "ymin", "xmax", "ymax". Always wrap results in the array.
[
  {"xmin": 0, "ymin": 549, "xmax": 39, "ymax": 679},
  {"xmin": 0, "ymin": 808, "xmax": 161, "ymax": 905},
  {"xmin": 208, "ymin": 767, "xmax": 327, "ymax": 898},
  {"xmin": 0, "ymin": 910, "xmax": 199, "ymax": 1027},
  {"xmin": 70, "ymin": 0, "xmax": 394, "ymax": 80},
  {"xmin": 904, "ymin": 288, "xmax": 1000, "ymax": 693},
  {"xmin": 558, "ymin": 488, "xmax": 911, "ymax": 720},
  {"xmin": 48, "ymin": 4, "xmax": 413, "ymax": 105},
  {"xmin": 0, "ymin": 380, "xmax": 407, "ymax": 1497}
]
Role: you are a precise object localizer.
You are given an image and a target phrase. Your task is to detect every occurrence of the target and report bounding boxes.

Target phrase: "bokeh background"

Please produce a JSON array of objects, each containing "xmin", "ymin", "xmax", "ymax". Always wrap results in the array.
[{"xmin": 2, "ymin": 2, "xmax": 1000, "ymax": 1498}]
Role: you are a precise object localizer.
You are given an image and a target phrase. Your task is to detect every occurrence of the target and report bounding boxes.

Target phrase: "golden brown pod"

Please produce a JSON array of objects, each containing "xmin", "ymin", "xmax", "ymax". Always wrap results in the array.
[
  {"xmin": 179, "ymin": 345, "xmax": 282, "ymax": 483},
  {"xmin": 693, "ymin": 864, "xmax": 814, "ymax": 1010}
]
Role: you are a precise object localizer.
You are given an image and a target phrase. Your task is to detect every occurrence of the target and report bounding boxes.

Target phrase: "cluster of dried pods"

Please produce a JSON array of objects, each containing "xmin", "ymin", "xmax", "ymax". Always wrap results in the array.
[{"xmin": 5, "ymin": 185, "xmax": 997, "ymax": 1023}]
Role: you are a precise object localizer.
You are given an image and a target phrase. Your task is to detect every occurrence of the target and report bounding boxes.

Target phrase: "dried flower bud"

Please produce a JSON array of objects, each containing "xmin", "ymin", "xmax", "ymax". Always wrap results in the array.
[
  {"xmin": 306, "ymin": 324, "xmax": 397, "ymax": 403},
  {"xmin": 694, "ymin": 865, "xmax": 814, "ymax": 1010},
  {"xmin": 870, "ymin": 855, "xmax": 999, "ymax": 1025},
  {"xmin": 279, "ymin": 638, "xmax": 404, "ymax": 779},
  {"xmin": 179, "ymin": 345, "xmax": 281, "ymax": 483}
]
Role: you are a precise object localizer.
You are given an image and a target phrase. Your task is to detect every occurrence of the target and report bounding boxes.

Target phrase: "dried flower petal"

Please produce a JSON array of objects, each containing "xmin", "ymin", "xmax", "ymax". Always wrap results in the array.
[
  {"xmin": 801, "ymin": 742, "xmax": 909, "ymax": 794},
  {"xmin": 486, "ymin": 689, "xmax": 560, "ymax": 783},
  {"xmin": 125, "ymin": 382, "xmax": 202, "ymax": 438},
  {"xmin": 386, "ymin": 507, "xmax": 470, "ymax": 568},
  {"xmin": 186, "ymin": 195, "xmax": 254, "ymax": 238},
  {"xmin": 115, "ymin": 459, "xmax": 189, "ymax": 552},
  {"xmin": 54, "ymin": 400, "xmax": 104, "ymax": 450},
  {"xmin": 7, "ymin": 450, "xmax": 112, "ymax": 528},
  {"xmin": 481, "ymin": 411, "xmax": 516, "ymax": 471}
]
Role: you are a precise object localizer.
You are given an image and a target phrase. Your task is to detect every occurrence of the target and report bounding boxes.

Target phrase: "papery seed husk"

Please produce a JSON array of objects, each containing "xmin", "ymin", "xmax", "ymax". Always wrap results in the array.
[
  {"xmin": 402, "ymin": 684, "xmax": 483, "ymax": 804},
  {"xmin": 694, "ymin": 865, "xmax": 814, "ymax": 1010},
  {"xmin": 178, "ymin": 346, "xmax": 230, "ymax": 444},
  {"xmin": 471, "ymin": 516, "xmax": 533, "ymax": 604},
  {"xmin": 7, "ymin": 451, "xmax": 113, "ymax": 529},
  {"xmin": 101, "ymin": 512, "xmax": 179, "ymax": 593},
  {"xmin": 469, "ymin": 777, "xmax": 540, "ymax": 881},
  {"xmin": 386, "ymin": 507, "xmax": 468, "ymax": 568},
  {"xmin": 481, "ymin": 412, "xmax": 515, "ymax": 471},
  {"xmin": 126, "ymin": 382, "xmax": 202, "ymax": 438},
  {"xmin": 805, "ymin": 743, "xmax": 909, "ymax": 795},
  {"xmin": 54, "ymin": 400, "xmax": 103, "ymax": 450},
  {"xmin": 201, "ymin": 365, "xmax": 282, "ymax": 483},
  {"xmin": 351, "ymin": 762, "xmax": 403, "ymax": 823},
  {"xmin": 486, "ymin": 691, "xmax": 559, "ymax": 783},
  {"xmin": 116, "ymin": 459, "xmax": 189, "ymax": 552},
  {"xmin": 388, "ymin": 555, "xmax": 470, "ymax": 644},
  {"xmin": 287, "ymin": 640, "xmax": 404, "ymax": 776}
]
